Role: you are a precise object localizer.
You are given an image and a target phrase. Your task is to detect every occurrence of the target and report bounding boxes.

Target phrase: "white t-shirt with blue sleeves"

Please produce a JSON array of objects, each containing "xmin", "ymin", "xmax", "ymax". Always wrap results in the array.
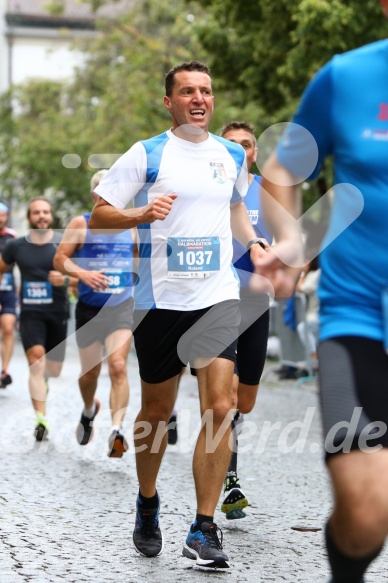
[{"xmin": 95, "ymin": 129, "xmax": 248, "ymax": 311}]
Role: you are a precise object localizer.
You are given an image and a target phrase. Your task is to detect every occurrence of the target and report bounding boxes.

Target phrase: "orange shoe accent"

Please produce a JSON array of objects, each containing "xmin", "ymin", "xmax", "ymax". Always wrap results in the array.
[{"xmin": 108, "ymin": 432, "xmax": 128, "ymax": 458}]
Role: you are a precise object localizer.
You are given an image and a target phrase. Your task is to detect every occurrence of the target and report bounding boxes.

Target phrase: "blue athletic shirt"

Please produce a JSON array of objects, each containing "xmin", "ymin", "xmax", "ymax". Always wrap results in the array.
[
  {"xmin": 73, "ymin": 212, "xmax": 134, "ymax": 307},
  {"xmin": 277, "ymin": 39, "xmax": 388, "ymax": 342},
  {"xmin": 232, "ymin": 174, "xmax": 273, "ymax": 289}
]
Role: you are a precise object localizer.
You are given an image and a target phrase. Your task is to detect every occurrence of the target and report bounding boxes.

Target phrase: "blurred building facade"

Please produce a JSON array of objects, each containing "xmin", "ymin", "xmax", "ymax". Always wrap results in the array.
[
  {"xmin": 0, "ymin": 0, "xmax": 132, "ymax": 232},
  {"xmin": 0, "ymin": 0, "xmax": 132, "ymax": 93}
]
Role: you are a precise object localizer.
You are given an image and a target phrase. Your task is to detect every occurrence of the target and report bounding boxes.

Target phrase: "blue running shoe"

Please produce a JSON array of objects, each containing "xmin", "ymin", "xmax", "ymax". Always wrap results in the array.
[
  {"xmin": 133, "ymin": 494, "xmax": 163, "ymax": 557},
  {"xmin": 182, "ymin": 522, "xmax": 230, "ymax": 569},
  {"xmin": 226, "ymin": 508, "xmax": 247, "ymax": 520}
]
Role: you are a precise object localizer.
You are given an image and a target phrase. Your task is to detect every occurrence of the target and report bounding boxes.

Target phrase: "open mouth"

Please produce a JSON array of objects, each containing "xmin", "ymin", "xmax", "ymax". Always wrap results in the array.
[{"xmin": 190, "ymin": 109, "xmax": 205, "ymax": 118}]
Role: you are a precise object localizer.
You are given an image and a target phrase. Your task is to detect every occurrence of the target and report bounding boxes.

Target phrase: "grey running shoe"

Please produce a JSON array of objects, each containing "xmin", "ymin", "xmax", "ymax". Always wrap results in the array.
[
  {"xmin": 182, "ymin": 522, "xmax": 230, "ymax": 569},
  {"xmin": 133, "ymin": 494, "xmax": 163, "ymax": 557}
]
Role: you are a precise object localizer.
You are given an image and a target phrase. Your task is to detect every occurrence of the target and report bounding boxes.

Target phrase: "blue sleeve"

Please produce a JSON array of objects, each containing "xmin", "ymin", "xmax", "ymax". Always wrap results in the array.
[{"xmin": 277, "ymin": 61, "xmax": 333, "ymax": 180}]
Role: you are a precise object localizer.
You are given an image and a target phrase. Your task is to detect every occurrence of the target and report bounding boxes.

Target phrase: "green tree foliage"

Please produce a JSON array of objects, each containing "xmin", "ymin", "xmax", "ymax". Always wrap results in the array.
[
  {"xmin": 43, "ymin": 0, "xmax": 122, "ymax": 15},
  {"xmin": 69, "ymin": 0, "xmax": 253, "ymax": 153},
  {"xmin": 188, "ymin": 0, "xmax": 388, "ymax": 210},
  {"xmin": 2, "ymin": 0, "xmax": 387, "ymax": 220},
  {"xmin": 1, "ymin": 0, "xmax": 235, "ymax": 221},
  {"xmin": 0, "ymin": 79, "xmax": 98, "ymax": 221},
  {"xmin": 191, "ymin": 0, "xmax": 388, "ymax": 118}
]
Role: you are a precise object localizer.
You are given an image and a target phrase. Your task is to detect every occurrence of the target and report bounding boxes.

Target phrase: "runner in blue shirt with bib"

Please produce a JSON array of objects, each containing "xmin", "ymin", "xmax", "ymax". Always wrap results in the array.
[
  {"xmin": 54, "ymin": 170, "xmax": 136, "ymax": 458},
  {"xmin": 258, "ymin": 3, "xmax": 388, "ymax": 580}
]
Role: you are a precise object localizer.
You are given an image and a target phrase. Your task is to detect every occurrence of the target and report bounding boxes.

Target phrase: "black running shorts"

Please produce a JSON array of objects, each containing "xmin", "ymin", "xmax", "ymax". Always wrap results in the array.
[
  {"xmin": 319, "ymin": 335, "xmax": 388, "ymax": 460},
  {"xmin": 236, "ymin": 291, "xmax": 270, "ymax": 386},
  {"xmin": 19, "ymin": 310, "xmax": 68, "ymax": 362},
  {"xmin": 133, "ymin": 300, "xmax": 240, "ymax": 383}
]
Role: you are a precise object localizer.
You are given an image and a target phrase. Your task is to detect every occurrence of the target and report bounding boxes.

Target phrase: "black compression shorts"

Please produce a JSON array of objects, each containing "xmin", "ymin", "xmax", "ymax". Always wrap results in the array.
[
  {"xmin": 236, "ymin": 291, "xmax": 270, "ymax": 385},
  {"xmin": 319, "ymin": 335, "xmax": 388, "ymax": 460}
]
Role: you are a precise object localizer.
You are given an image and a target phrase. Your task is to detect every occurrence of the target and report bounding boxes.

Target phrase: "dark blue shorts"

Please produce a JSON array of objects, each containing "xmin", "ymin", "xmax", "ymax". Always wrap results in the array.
[{"xmin": 0, "ymin": 291, "xmax": 17, "ymax": 315}]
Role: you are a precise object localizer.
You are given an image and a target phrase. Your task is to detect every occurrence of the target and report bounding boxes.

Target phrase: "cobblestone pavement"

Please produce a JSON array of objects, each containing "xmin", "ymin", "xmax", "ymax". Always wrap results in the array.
[{"xmin": 1, "ymin": 339, "xmax": 387, "ymax": 582}]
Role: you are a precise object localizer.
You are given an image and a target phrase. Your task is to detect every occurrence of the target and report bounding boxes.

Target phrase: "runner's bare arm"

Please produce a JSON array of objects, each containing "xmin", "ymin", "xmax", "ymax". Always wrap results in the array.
[{"xmin": 89, "ymin": 195, "xmax": 178, "ymax": 233}]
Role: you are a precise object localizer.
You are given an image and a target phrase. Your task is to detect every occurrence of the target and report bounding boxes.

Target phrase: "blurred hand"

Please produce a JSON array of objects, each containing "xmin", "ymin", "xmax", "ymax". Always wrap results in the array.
[{"xmin": 78, "ymin": 270, "xmax": 110, "ymax": 291}]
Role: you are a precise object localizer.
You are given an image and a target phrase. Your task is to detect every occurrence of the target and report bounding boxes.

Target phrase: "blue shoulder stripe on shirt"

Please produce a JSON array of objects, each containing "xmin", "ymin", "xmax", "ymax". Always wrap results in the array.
[
  {"xmin": 211, "ymin": 134, "xmax": 246, "ymax": 176},
  {"xmin": 140, "ymin": 132, "xmax": 169, "ymax": 185}
]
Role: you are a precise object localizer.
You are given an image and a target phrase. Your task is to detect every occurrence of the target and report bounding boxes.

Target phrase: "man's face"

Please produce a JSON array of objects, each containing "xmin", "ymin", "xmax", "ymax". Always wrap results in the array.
[
  {"xmin": 0, "ymin": 211, "xmax": 8, "ymax": 230},
  {"xmin": 163, "ymin": 70, "xmax": 214, "ymax": 132},
  {"xmin": 222, "ymin": 128, "xmax": 258, "ymax": 171},
  {"xmin": 28, "ymin": 200, "xmax": 53, "ymax": 230},
  {"xmin": 381, "ymin": 0, "xmax": 388, "ymax": 16}
]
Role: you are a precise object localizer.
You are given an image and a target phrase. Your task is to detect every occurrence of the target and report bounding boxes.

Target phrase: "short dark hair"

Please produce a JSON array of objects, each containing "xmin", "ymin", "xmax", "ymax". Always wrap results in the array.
[
  {"xmin": 165, "ymin": 60, "xmax": 211, "ymax": 97},
  {"xmin": 220, "ymin": 121, "xmax": 257, "ymax": 145},
  {"xmin": 27, "ymin": 196, "xmax": 52, "ymax": 218}
]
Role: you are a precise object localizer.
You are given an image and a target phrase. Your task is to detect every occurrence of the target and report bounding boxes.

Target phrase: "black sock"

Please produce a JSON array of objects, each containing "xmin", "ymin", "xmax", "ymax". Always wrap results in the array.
[
  {"xmin": 191, "ymin": 513, "xmax": 213, "ymax": 532},
  {"xmin": 227, "ymin": 418, "xmax": 238, "ymax": 475},
  {"xmin": 138, "ymin": 490, "xmax": 159, "ymax": 510},
  {"xmin": 325, "ymin": 521, "xmax": 383, "ymax": 583}
]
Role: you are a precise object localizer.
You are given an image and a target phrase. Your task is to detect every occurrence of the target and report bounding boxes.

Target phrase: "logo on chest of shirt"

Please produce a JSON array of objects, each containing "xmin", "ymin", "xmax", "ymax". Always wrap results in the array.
[
  {"xmin": 363, "ymin": 104, "xmax": 388, "ymax": 141},
  {"xmin": 377, "ymin": 103, "xmax": 388, "ymax": 121},
  {"xmin": 209, "ymin": 162, "xmax": 226, "ymax": 184},
  {"xmin": 248, "ymin": 210, "xmax": 259, "ymax": 225}
]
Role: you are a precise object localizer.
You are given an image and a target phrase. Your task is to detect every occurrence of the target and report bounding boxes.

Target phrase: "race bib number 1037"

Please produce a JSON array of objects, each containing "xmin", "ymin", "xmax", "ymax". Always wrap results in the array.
[{"xmin": 167, "ymin": 236, "xmax": 220, "ymax": 279}]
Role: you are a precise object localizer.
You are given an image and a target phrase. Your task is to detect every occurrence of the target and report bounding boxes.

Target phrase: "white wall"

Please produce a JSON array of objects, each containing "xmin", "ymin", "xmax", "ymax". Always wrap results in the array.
[
  {"xmin": 0, "ymin": 3, "xmax": 94, "ymax": 93},
  {"xmin": 0, "ymin": 0, "xmax": 8, "ymax": 92},
  {"xmin": 9, "ymin": 33, "xmax": 88, "ymax": 86}
]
